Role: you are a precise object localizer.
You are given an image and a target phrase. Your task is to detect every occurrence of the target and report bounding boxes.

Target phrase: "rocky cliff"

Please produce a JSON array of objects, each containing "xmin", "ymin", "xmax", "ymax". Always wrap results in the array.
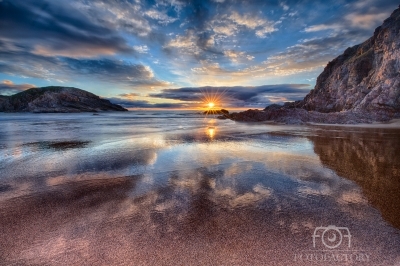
[
  {"xmin": 229, "ymin": 6, "xmax": 400, "ymax": 124},
  {"xmin": 0, "ymin": 86, "xmax": 127, "ymax": 113},
  {"xmin": 300, "ymin": 6, "xmax": 400, "ymax": 114}
]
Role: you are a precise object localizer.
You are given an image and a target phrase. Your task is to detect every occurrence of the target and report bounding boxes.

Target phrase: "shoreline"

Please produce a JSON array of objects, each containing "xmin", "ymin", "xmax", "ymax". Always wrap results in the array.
[{"xmin": 308, "ymin": 119, "xmax": 400, "ymax": 128}]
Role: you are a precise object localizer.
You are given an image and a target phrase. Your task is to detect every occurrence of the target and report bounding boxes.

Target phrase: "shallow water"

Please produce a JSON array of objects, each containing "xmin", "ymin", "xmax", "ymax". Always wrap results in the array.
[{"xmin": 0, "ymin": 111, "xmax": 399, "ymax": 265}]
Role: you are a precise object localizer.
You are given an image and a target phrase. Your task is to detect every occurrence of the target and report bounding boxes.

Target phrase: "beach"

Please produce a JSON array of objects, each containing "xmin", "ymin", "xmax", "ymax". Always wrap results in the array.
[{"xmin": 0, "ymin": 111, "xmax": 400, "ymax": 265}]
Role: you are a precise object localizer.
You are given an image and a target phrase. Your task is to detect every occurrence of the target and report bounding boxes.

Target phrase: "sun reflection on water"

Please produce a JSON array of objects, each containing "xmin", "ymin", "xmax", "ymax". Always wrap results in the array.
[{"xmin": 207, "ymin": 127, "xmax": 216, "ymax": 139}]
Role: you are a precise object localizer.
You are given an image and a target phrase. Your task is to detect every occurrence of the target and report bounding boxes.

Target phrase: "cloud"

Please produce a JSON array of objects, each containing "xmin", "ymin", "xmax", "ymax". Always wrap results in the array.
[
  {"xmin": 259, "ymin": 32, "xmax": 370, "ymax": 78},
  {"xmin": 0, "ymin": 0, "xmax": 397, "ymax": 103},
  {"xmin": 164, "ymin": 1, "xmax": 279, "ymax": 60},
  {"xmin": 344, "ymin": 12, "xmax": 389, "ymax": 29},
  {"xmin": 71, "ymin": 0, "xmax": 153, "ymax": 38},
  {"xmin": 228, "ymin": 12, "xmax": 277, "ymax": 38},
  {"xmin": 304, "ymin": 0, "xmax": 395, "ymax": 33},
  {"xmin": 304, "ymin": 24, "xmax": 342, "ymax": 33},
  {"xmin": 281, "ymin": 3, "xmax": 289, "ymax": 11},
  {"xmin": 185, "ymin": 56, "xmax": 319, "ymax": 87},
  {"xmin": 145, "ymin": 9, "xmax": 178, "ymax": 25},
  {"xmin": 149, "ymin": 84, "xmax": 311, "ymax": 106},
  {"xmin": 0, "ymin": 46, "xmax": 169, "ymax": 89},
  {"xmin": 105, "ymin": 84, "xmax": 310, "ymax": 109},
  {"xmin": 0, "ymin": 80, "xmax": 35, "ymax": 95},
  {"xmin": 0, "ymin": 47, "xmax": 61, "ymax": 80},
  {"xmin": 62, "ymin": 58, "xmax": 170, "ymax": 88},
  {"xmin": 157, "ymin": 0, "xmax": 186, "ymax": 13},
  {"xmin": 165, "ymin": 31, "xmax": 202, "ymax": 55},
  {"xmin": 247, "ymin": 55, "xmax": 255, "ymax": 61},
  {"xmin": 118, "ymin": 93, "xmax": 141, "ymax": 99},
  {"xmin": 223, "ymin": 50, "xmax": 246, "ymax": 63},
  {"xmin": 0, "ymin": 0, "xmax": 134, "ymax": 58},
  {"xmin": 305, "ymin": 12, "xmax": 388, "ymax": 33},
  {"xmin": 165, "ymin": 30, "xmax": 216, "ymax": 56},
  {"xmin": 229, "ymin": 12, "xmax": 265, "ymax": 29},
  {"xmin": 211, "ymin": 23, "xmax": 237, "ymax": 36},
  {"xmin": 187, "ymin": 25, "xmax": 376, "ymax": 84},
  {"xmin": 133, "ymin": 45, "xmax": 150, "ymax": 54},
  {"xmin": 107, "ymin": 97, "xmax": 189, "ymax": 109},
  {"xmin": 209, "ymin": 11, "xmax": 277, "ymax": 39}
]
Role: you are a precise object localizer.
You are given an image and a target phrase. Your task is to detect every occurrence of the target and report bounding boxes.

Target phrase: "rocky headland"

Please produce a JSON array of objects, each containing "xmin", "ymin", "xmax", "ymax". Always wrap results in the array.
[
  {"xmin": 225, "ymin": 6, "xmax": 400, "ymax": 124},
  {"xmin": 0, "ymin": 86, "xmax": 127, "ymax": 113}
]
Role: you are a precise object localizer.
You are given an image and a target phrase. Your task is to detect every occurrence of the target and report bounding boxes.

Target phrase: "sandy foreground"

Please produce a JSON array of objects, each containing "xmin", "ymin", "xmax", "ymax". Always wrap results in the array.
[
  {"xmin": 0, "ymin": 113, "xmax": 400, "ymax": 265},
  {"xmin": 0, "ymin": 173, "xmax": 400, "ymax": 266}
]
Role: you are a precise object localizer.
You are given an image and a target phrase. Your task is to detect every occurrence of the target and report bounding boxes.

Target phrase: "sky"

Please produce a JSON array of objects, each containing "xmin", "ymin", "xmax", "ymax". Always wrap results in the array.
[{"xmin": 0, "ymin": 0, "xmax": 398, "ymax": 109}]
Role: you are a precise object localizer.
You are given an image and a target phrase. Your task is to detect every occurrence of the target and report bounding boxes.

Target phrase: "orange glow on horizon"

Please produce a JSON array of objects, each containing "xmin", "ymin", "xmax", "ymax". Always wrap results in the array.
[{"xmin": 199, "ymin": 87, "xmax": 228, "ymax": 111}]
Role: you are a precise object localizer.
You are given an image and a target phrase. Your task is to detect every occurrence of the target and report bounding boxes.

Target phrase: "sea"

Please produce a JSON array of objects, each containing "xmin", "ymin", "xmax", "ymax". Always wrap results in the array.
[{"xmin": 0, "ymin": 111, "xmax": 399, "ymax": 265}]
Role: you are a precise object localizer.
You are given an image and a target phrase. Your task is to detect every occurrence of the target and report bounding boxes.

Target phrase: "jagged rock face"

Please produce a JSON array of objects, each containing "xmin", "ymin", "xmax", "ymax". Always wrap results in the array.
[
  {"xmin": 0, "ymin": 87, "xmax": 127, "ymax": 113},
  {"xmin": 227, "ymin": 7, "xmax": 400, "ymax": 124},
  {"xmin": 301, "ymin": 7, "xmax": 400, "ymax": 114}
]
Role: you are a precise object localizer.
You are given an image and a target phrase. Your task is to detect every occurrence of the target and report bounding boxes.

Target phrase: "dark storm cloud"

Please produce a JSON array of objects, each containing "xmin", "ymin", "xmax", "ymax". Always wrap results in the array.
[
  {"xmin": 0, "ymin": 0, "xmax": 169, "ymax": 88},
  {"xmin": 62, "ymin": 58, "xmax": 169, "ymax": 87},
  {"xmin": 0, "ymin": 45, "xmax": 168, "ymax": 87},
  {"xmin": 0, "ymin": 0, "xmax": 133, "ymax": 57},
  {"xmin": 0, "ymin": 47, "xmax": 61, "ymax": 79},
  {"xmin": 107, "ymin": 97, "xmax": 188, "ymax": 109},
  {"xmin": 150, "ymin": 84, "xmax": 311, "ymax": 103},
  {"xmin": 112, "ymin": 83, "xmax": 311, "ymax": 108}
]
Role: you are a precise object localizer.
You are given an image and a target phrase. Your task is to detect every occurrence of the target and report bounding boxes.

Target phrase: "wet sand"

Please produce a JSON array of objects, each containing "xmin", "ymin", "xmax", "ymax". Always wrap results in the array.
[
  {"xmin": 0, "ymin": 112, "xmax": 400, "ymax": 265},
  {"xmin": 310, "ymin": 118, "xmax": 400, "ymax": 128}
]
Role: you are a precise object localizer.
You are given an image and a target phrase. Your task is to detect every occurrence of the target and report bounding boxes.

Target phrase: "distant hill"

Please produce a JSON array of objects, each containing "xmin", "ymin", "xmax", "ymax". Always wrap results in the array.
[
  {"xmin": 0, "ymin": 86, "xmax": 127, "ymax": 113},
  {"xmin": 229, "ymin": 6, "xmax": 400, "ymax": 124}
]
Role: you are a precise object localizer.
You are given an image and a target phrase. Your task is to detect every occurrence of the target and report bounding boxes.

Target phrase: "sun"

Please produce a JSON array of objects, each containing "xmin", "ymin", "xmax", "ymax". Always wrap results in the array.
[{"xmin": 198, "ymin": 87, "xmax": 230, "ymax": 114}]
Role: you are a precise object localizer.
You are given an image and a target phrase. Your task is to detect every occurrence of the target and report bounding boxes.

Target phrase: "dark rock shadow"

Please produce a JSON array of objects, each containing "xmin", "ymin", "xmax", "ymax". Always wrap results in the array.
[
  {"xmin": 308, "ymin": 127, "xmax": 400, "ymax": 229},
  {"xmin": 23, "ymin": 140, "xmax": 90, "ymax": 150}
]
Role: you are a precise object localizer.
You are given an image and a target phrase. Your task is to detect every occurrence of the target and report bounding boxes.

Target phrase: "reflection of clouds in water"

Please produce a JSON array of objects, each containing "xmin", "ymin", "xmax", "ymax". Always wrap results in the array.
[
  {"xmin": 223, "ymin": 162, "xmax": 254, "ymax": 177},
  {"xmin": 339, "ymin": 190, "xmax": 368, "ymax": 204},
  {"xmin": 229, "ymin": 184, "xmax": 272, "ymax": 208},
  {"xmin": 0, "ymin": 154, "xmax": 398, "ymax": 264},
  {"xmin": 1, "ymin": 134, "xmax": 370, "ymax": 222},
  {"xmin": 297, "ymin": 185, "xmax": 332, "ymax": 197},
  {"xmin": 1, "ymin": 138, "xmax": 163, "ymax": 180},
  {"xmin": 1, "ymin": 116, "xmax": 400, "ymax": 264},
  {"xmin": 171, "ymin": 167, "xmax": 273, "ymax": 209}
]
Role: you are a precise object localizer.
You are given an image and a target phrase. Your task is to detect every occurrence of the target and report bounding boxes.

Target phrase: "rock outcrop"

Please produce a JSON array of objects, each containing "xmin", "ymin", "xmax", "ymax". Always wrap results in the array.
[
  {"xmin": 228, "ymin": 6, "xmax": 400, "ymax": 124},
  {"xmin": 0, "ymin": 86, "xmax": 127, "ymax": 113},
  {"xmin": 300, "ymin": 6, "xmax": 400, "ymax": 114}
]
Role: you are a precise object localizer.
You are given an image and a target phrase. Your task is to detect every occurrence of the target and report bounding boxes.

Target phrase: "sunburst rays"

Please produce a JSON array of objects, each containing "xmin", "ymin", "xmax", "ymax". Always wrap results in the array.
[{"xmin": 198, "ymin": 87, "xmax": 232, "ymax": 117}]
